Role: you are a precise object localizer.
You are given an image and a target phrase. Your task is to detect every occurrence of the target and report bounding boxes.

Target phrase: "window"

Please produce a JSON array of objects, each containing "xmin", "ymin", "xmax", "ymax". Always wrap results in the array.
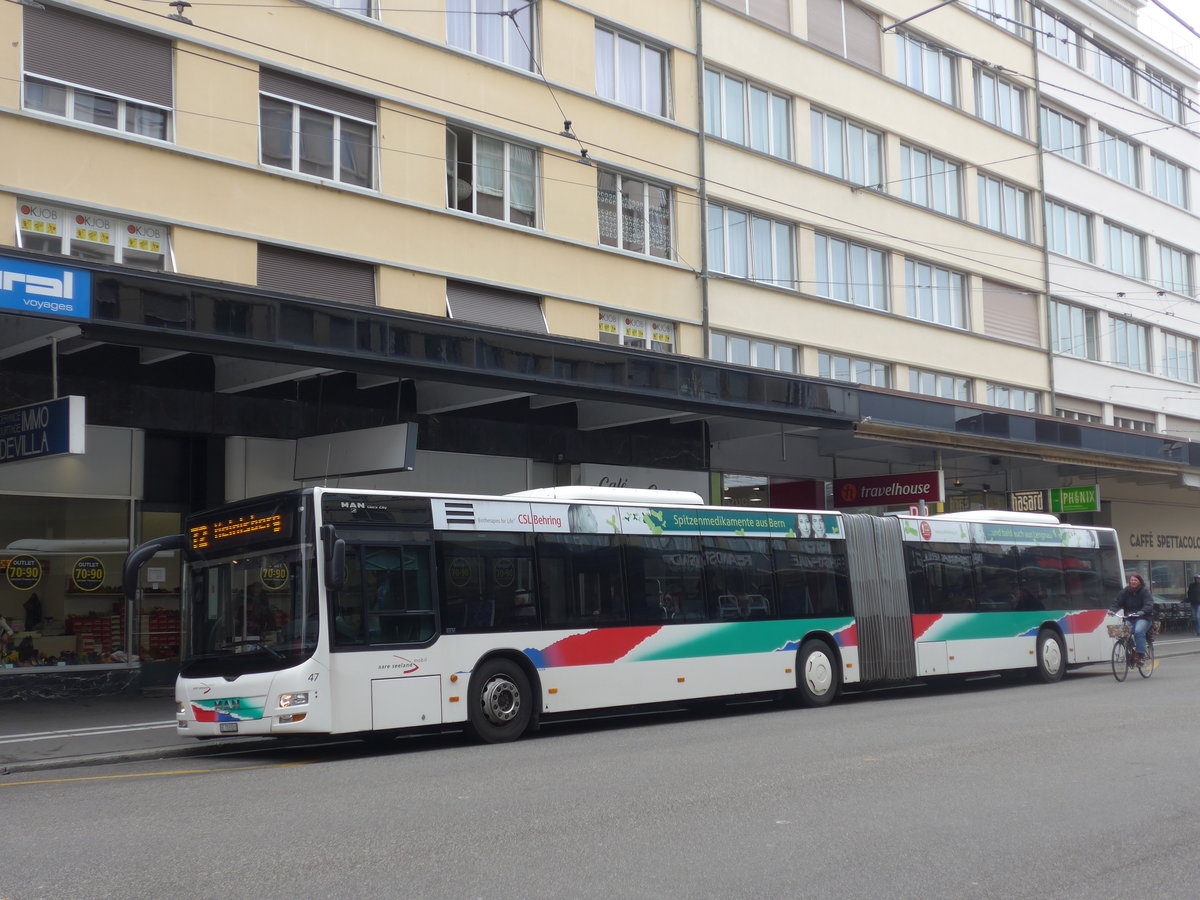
[
  {"xmin": 819, "ymin": 352, "xmax": 891, "ymax": 387},
  {"xmin": 1094, "ymin": 45, "xmax": 1135, "ymax": 99},
  {"xmin": 1040, "ymin": 106, "xmax": 1086, "ymax": 163},
  {"xmin": 707, "ymin": 203, "xmax": 795, "ymax": 288},
  {"xmin": 910, "ymin": 368, "xmax": 972, "ymax": 401},
  {"xmin": 1158, "ymin": 243, "xmax": 1193, "ymax": 296},
  {"xmin": 1111, "ymin": 318, "xmax": 1149, "ymax": 371},
  {"xmin": 595, "ymin": 25, "xmax": 667, "ymax": 117},
  {"xmin": 1104, "ymin": 222, "xmax": 1144, "ymax": 279},
  {"xmin": 711, "ymin": 333, "xmax": 797, "ymax": 372},
  {"xmin": 1144, "ymin": 68, "xmax": 1183, "ymax": 122},
  {"xmin": 987, "ymin": 383, "xmax": 1039, "ymax": 412},
  {"xmin": 807, "ymin": 0, "xmax": 882, "ymax": 72},
  {"xmin": 18, "ymin": 200, "xmax": 170, "ymax": 270},
  {"xmin": 539, "ymin": 535, "xmax": 627, "ymax": 626},
  {"xmin": 1114, "ymin": 415, "xmax": 1155, "ymax": 432},
  {"xmin": 1034, "ymin": 6, "xmax": 1081, "ymax": 66},
  {"xmin": 1151, "ymin": 153, "xmax": 1187, "ymax": 208},
  {"xmin": 318, "ymin": 0, "xmax": 373, "ymax": 16},
  {"xmin": 713, "ymin": 0, "xmax": 790, "ymax": 30},
  {"xmin": 901, "ymin": 145, "xmax": 961, "ymax": 216},
  {"xmin": 977, "ymin": 174, "xmax": 1029, "ymax": 240},
  {"xmin": 1050, "ymin": 300, "xmax": 1097, "ymax": 359},
  {"xmin": 437, "ymin": 533, "xmax": 535, "ymax": 632},
  {"xmin": 974, "ymin": 68, "xmax": 1026, "ymax": 136},
  {"xmin": 447, "ymin": 0, "xmax": 533, "ymax": 69},
  {"xmin": 813, "ymin": 234, "xmax": 888, "ymax": 309},
  {"xmin": 981, "ymin": 280, "xmax": 1038, "ymax": 345},
  {"xmin": 335, "ymin": 544, "xmax": 435, "ymax": 645},
  {"xmin": 258, "ymin": 245, "xmax": 376, "ymax": 305},
  {"xmin": 895, "ymin": 31, "xmax": 957, "ymax": 104},
  {"xmin": 598, "ymin": 170, "xmax": 671, "ymax": 258},
  {"xmin": 810, "ymin": 109, "xmax": 882, "ymax": 187},
  {"xmin": 446, "ymin": 125, "xmax": 537, "ymax": 227},
  {"xmin": 1097, "ymin": 128, "xmax": 1140, "ymax": 188},
  {"xmin": 599, "ymin": 310, "xmax": 675, "ymax": 353},
  {"xmin": 1044, "ymin": 199, "xmax": 1092, "ymax": 262},
  {"xmin": 704, "ymin": 69, "xmax": 792, "ymax": 158},
  {"xmin": 446, "ymin": 281, "xmax": 547, "ymax": 333},
  {"xmin": 260, "ymin": 70, "xmax": 375, "ymax": 188},
  {"xmin": 905, "ymin": 260, "xmax": 967, "ymax": 328},
  {"xmin": 1163, "ymin": 332, "xmax": 1198, "ymax": 383},
  {"xmin": 966, "ymin": 0, "xmax": 1024, "ymax": 35},
  {"xmin": 1057, "ymin": 407, "xmax": 1102, "ymax": 423},
  {"xmin": 22, "ymin": 6, "xmax": 172, "ymax": 141}
]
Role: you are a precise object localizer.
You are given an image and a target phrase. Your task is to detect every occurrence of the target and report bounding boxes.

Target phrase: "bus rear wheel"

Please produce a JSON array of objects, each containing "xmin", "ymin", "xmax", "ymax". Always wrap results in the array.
[
  {"xmin": 795, "ymin": 639, "xmax": 840, "ymax": 707},
  {"xmin": 467, "ymin": 658, "xmax": 534, "ymax": 744},
  {"xmin": 1035, "ymin": 629, "xmax": 1066, "ymax": 683}
]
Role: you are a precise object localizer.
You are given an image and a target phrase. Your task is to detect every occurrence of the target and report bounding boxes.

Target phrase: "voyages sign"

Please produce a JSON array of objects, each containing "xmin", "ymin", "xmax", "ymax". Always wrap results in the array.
[{"xmin": 0, "ymin": 256, "xmax": 91, "ymax": 319}]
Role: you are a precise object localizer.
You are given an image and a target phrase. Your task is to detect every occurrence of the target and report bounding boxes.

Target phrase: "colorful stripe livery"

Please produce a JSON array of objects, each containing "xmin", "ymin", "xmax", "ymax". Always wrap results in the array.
[
  {"xmin": 522, "ymin": 618, "xmax": 856, "ymax": 669},
  {"xmin": 190, "ymin": 697, "xmax": 267, "ymax": 723},
  {"xmin": 911, "ymin": 609, "xmax": 1107, "ymax": 642}
]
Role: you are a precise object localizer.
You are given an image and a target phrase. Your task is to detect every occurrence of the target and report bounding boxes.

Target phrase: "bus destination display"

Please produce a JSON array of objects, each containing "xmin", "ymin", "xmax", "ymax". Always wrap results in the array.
[{"xmin": 189, "ymin": 509, "xmax": 292, "ymax": 552}]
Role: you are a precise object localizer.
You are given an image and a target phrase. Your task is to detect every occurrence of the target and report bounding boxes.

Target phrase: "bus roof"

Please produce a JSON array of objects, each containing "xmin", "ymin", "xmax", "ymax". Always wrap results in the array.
[{"xmin": 505, "ymin": 486, "xmax": 706, "ymax": 505}]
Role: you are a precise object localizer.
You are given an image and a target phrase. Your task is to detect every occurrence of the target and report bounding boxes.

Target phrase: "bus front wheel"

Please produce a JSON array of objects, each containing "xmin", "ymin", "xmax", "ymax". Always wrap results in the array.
[
  {"xmin": 795, "ymin": 639, "xmax": 840, "ymax": 707},
  {"xmin": 467, "ymin": 658, "xmax": 534, "ymax": 743},
  {"xmin": 1035, "ymin": 629, "xmax": 1066, "ymax": 684}
]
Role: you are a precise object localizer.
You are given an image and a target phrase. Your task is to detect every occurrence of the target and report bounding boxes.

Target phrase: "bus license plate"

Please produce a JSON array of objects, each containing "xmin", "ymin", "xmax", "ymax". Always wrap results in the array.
[{"xmin": 219, "ymin": 722, "xmax": 239, "ymax": 733}]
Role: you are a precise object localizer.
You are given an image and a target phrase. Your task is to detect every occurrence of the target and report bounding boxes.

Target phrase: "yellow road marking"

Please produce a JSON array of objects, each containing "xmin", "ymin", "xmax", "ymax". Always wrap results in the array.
[{"xmin": 1, "ymin": 760, "xmax": 311, "ymax": 788}]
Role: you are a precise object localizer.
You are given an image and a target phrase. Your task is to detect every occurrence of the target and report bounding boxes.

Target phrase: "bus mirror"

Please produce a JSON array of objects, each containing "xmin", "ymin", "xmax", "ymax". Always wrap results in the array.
[{"xmin": 323, "ymin": 525, "xmax": 345, "ymax": 591}]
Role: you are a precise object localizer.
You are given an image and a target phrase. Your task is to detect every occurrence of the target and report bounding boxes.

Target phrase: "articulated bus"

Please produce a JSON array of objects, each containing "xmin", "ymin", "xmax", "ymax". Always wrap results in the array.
[{"xmin": 124, "ymin": 486, "xmax": 1124, "ymax": 743}]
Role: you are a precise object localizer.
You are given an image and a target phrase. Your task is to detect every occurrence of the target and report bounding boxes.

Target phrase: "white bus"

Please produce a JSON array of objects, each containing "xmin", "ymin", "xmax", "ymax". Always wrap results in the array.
[{"xmin": 124, "ymin": 487, "xmax": 1124, "ymax": 743}]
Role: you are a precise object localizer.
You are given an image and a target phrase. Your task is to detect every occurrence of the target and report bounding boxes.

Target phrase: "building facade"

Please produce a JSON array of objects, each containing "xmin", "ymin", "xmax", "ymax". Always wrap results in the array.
[{"xmin": 2, "ymin": 0, "xmax": 1198, "ymax": 689}]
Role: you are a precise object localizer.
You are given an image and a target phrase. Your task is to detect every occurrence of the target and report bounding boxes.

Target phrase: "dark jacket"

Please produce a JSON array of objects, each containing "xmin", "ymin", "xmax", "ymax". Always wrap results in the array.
[
  {"xmin": 1188, "ymin": 581, "xmax": 1200, "ymax": 608},
  {"xmin": 1110, "ymin": 582, "xmax": 1153, "ymax": 617}
]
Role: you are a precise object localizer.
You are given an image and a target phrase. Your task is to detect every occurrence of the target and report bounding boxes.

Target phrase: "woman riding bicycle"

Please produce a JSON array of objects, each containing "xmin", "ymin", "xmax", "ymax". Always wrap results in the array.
[{"xmin": 1109, "ymin": 573, "xmax": 1154, "ymax": 664}]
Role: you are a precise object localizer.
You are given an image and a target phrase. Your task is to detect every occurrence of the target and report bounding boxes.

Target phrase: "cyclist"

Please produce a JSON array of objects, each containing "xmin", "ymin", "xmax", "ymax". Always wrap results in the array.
[{"xmin": 1109, "ymin": 573, "xmax": 1154, "ymax": 665}]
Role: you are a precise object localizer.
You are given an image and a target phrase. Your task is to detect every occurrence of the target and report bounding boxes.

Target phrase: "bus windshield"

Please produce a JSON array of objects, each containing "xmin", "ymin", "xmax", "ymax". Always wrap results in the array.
[{"xmin": 181, "ymin": 548, "xmax": 317, "ymax": 679}]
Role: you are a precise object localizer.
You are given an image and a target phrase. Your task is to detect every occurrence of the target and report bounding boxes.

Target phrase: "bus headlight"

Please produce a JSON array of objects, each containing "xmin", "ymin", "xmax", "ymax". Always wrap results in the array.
[{"xmin": 278, "ymin": 691, "xmax": 309, "ymax": 708}]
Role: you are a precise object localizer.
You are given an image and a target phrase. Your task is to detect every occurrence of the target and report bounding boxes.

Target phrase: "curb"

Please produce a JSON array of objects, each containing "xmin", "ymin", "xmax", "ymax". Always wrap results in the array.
[{"xmin": 1, "ymin": 737, "xmax": 282, "ymax": 777}]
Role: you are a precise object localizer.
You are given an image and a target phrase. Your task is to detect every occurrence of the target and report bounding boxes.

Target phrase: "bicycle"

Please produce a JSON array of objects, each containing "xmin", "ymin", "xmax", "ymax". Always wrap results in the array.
[{"xmin": 1109, "ymin": 616, "xmax": 1160, "ymax": 682}]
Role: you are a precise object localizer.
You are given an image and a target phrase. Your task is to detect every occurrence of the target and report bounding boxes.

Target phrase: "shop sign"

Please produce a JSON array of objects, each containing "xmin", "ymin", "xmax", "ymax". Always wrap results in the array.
[
  {"xmin": 0, "ymin": 396, "xmax": 86, "ymax": 465},
  {"xmin": 5, "ymin": 554, "xmax": 43, "ymax": 590},
  {"xmin": 260, "ymin": 559, "xmax": 289, "ymax": 591},
  {"xmin": 1050, "ymin": 485, "xmax": 1100, "ymax": 513},
  {"xmin": 1008, "ymin": 490, "xmax": 1047, "ymax": 513},
  {"xmin": 71, "ymin": 556, "xmax": 105, "ymax": 592},
  {"xmin": 0, "ymin": 255, "xmax": 92, "ymax": 319},
  {"xmin": 831, "ymin": 471, "xmax": 944, "ymax": 509}
]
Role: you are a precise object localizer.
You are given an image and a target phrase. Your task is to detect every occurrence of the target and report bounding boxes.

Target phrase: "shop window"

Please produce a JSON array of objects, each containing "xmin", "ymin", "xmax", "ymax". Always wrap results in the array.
[
  {"xmin": 599, "ymin": 309, "xmax": 674, "ymax": 353},
  {"xmin": 18, "ymin": 199, "xmax": 171, "ymax": 270}
]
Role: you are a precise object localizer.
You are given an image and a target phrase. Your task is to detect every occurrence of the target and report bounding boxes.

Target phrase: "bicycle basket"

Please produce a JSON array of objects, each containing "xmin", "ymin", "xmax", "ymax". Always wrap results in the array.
[{"xmin": 1107, "ymin": 623, "xmax": 1131, "ymax": 640}]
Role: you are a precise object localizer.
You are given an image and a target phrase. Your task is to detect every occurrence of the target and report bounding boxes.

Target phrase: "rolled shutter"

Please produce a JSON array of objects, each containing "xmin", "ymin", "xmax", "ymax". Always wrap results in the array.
[
  {"xmin": 446, "ymin": 281, "xmax": 547, "ymax": 333},
  {"xmin": 844, "ymin": 2, "xmax": 882, "ymax": 72},
  {"xmin": 23, "ymin": 5, "xmax": 173, "ymax": 107},
  {"xmin": 807, "ymin": 0, "xmax": 844, "ymax": 55},
  {"xmin": 982, "ymin": 280, "xmax": 1040, "ymax": 346},
  {"xmin": 260, "ymin": 69, "xmax": 376, "ymax": 122},
  {"xmin": 257, "ymin": 245, "xmax": 376, "ymax": 305}
]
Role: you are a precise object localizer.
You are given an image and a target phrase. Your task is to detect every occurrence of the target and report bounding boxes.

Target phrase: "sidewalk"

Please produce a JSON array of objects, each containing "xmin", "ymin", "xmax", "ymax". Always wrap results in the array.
[{"xmin": 4, "ymin": 634, "xmax": 1200, "ymax": 775}]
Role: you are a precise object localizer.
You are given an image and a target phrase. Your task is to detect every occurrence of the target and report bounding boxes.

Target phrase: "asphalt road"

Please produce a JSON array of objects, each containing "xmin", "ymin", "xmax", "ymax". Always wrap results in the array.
[{"xmin": 3, "ymin": 656, "xmax": 1199, "ymax": 900}]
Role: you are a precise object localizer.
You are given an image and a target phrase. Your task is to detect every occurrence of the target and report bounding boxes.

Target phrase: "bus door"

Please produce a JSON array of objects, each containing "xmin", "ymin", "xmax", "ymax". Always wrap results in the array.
[{"xmin": 843, "ymin": 515, "xmax": 916, "ymax": 684}]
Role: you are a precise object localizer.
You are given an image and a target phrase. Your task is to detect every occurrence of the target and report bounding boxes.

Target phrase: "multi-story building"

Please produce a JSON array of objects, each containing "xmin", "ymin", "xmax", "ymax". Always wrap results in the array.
[
  {"xmin": 1, "ymin": 0, "xmax": 1197, "ymax": 690},
  {"xmin": 1034, "ymin": 0, "xmax": 1200, "ymax": 600}
]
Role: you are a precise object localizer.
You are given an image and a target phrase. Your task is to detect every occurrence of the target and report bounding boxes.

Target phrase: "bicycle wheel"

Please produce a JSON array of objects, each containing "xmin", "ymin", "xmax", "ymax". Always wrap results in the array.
[
  {"xmin": 1112, "ymin": 640, "xmax": 1129, "ymax": 681},
  {"xmin": 1138, "ymin": 640, "xmax": 1155, "ymax": 679}
]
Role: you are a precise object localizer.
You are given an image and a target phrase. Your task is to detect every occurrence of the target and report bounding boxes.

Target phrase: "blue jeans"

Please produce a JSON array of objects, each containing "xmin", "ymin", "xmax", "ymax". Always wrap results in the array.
[{"xmin": 1132, "ymin": 617, "xmax": 1151, "ymax": 656}]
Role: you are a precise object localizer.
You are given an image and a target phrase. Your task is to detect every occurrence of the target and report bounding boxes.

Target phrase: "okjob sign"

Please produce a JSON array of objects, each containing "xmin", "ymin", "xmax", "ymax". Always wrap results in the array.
[
  {"xmin": 0, "ymin": 396, "xmax": 86, "ymax": 466},
  {"xmin": 0, "ymin": 256, "xmax": 91, "ymax": 319}
]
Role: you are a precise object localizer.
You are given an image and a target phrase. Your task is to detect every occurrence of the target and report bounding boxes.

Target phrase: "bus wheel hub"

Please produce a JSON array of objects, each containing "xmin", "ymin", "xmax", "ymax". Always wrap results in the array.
[{"xmin": 481, "ymin": 676, "xmax": 520, "ymax": 724}]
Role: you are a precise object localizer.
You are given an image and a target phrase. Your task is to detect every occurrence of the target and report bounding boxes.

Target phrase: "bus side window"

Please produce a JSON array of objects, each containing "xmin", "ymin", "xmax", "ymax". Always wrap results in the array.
[{"xmin": 537, "ymin": 534, "xmax": 625, "ymax": 627}]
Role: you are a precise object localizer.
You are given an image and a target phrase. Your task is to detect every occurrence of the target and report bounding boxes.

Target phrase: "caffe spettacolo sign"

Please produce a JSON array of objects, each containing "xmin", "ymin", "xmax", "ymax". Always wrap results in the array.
[{"xmin": 0, "ymin": 396, "xmax": 86, "ymax": 465}]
